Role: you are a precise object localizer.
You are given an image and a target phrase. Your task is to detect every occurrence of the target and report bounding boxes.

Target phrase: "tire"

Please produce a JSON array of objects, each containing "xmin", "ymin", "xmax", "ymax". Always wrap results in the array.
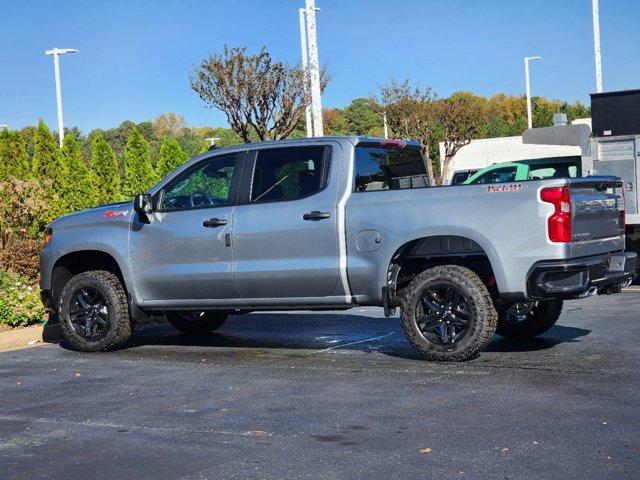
[
  {"xmin": 496, "ymin": 299, "xmax": 563, "ymax": 340},
  {"xmin": 166, "ymin": 311, "xmax": 227, "ymax": 334},
  {"xmin": 400, "ymin": 265, "xmax": 497, "ymax": 362},
  {"xmin": 58, "ymin": 270, "xmax": 132, "ymax": 352}
]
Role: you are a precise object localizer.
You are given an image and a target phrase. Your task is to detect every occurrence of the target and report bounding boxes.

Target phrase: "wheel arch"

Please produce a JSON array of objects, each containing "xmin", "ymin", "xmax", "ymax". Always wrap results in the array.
[
  {"xmin": 384, "ymin": 232, "xmax": 506, "ymax": 305},
  {"xmin": 50, "ymin": 249, "xmax": 130, "ymax": 309}
]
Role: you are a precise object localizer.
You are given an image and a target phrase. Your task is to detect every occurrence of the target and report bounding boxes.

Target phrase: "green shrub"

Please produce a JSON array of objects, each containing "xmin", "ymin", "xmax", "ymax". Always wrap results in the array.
[
  {"xmin": 0, "ymin": 129, "xmax": 30, "ymax": 180},
  {"xmin": 123, "ymin": 127, "xmax": 158, "ymax": 199},
  {"xmin": 61, "ymin": 133, "xmax": 96, "ymax": 212},
  {"xmin": 90, "ymin": 131, "xmax": 121, "ymax": 204},
  {"xmin": 0, "ymin": 177, "xmax": 56, "ymax": 246},
  {"xmin": 0, "ymin": 270, "xmax": 44, "ymax": 327},
  {"xmin": 31, "ymin": 120, "xmax": 69, "ymax": 218},
  {"xmin": 0, "ymin": 239, "xmax": 42, "ymax": 283},
  {"xmin": 156, "ymin": 138, "xmax": 188, "ymax": 179}
]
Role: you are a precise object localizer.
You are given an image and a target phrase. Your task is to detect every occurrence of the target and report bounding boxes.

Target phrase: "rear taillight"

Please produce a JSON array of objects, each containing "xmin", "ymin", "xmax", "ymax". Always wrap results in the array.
[{"xmin": 541, "ymin": 186, "xmax": 572, "ymax": 243}]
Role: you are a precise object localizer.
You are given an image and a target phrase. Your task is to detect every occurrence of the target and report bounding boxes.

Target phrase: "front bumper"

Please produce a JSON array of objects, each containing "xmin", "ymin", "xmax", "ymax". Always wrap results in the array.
[
  {"xmin": 40, "ymin": 290, "xmax": 54, "ymax": 312},
  {"xmin": 527, "ymin": 252, "xmax": 637, "ymax": 299}
]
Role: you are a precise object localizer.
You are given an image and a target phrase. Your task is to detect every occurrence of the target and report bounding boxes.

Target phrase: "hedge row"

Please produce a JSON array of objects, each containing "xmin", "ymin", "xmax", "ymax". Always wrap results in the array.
[{"xmin": 0, "ymin": 121, "xmax": 195, "ymax": 327}]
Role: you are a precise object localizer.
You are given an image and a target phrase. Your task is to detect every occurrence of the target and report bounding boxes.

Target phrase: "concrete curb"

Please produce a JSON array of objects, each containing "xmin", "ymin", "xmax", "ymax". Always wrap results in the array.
[{"xmin": 0, "ymin": 323, "xmax": 61, "ymax": 351}]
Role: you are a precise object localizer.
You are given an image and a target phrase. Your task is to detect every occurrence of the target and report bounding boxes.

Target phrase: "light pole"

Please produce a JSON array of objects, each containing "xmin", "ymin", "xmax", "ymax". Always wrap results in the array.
[
  {"xmin": 299, "ymin": 8, "xmax": 313, "ymax": 137},
  {"xmin": 45, "ymin": 47, "xmax": 78, "ymax": 147},
  {"xmin": 592, "ymin": 0, "xmax": 603, "ymax": 93},
  {"xmin": 205, "ymin": 137, "xmax": 221, "ymax": 147},
  {"xmin": 305, "ymin": 0, "xmax": 323, "ymax": 137},
  {"xmin": 524, "ymin": 56, "xmax": 541, "ymax": 130},
  {"xmin": 383, "ymin": 113, "xmax": 388, "ymax": 139}
]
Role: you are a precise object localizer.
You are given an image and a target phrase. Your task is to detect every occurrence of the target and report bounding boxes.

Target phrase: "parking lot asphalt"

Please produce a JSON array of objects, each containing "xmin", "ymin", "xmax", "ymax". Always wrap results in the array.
[{"xmin": 1, "ymin": 291, "xmax": 639, "ymax": 480}]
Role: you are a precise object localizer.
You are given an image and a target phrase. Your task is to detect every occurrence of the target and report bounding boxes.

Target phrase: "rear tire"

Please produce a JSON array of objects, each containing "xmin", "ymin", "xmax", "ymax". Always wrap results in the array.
[
  {"xmin": 400, "ymin": 265, "xmax": 497, "ymax": 362},
  {"xmin": 496, "ymin": 299, "xmax": 563, "ymax": 340},
  {"xmin": 166, "ymin": 311, "xmax": 227, "ymax": 334},
  {"xmin": 58, "ymin": 270, "xmax": 132, "ymax": 352}
]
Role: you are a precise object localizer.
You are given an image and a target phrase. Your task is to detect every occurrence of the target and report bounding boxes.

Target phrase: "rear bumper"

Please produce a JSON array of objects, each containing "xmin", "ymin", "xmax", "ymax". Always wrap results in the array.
[{"xmin": 527, "ymin": 252, "xmax": 636, "ymax": 299}]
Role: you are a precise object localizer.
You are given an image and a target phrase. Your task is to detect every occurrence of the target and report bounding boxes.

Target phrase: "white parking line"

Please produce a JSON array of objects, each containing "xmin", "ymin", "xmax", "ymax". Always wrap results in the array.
[{"xmin": 313, "ymin": 332, "xmax": 395, "ymax": 353}]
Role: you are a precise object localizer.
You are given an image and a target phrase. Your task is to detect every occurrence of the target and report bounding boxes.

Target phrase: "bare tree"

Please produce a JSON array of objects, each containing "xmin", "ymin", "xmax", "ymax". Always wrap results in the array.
[
  {"xmin": 374, "ymin": 81, "xmax": 483, "ymax": 185},
  {"xmin": 191, "ymin": 45, "xmax": 328, "ymax": 142},
  {"xmin": 373, "ymin": 79, "xmax": 437, "ymax": 185},
  {"xmin": 437, "ymin": 94, "xmax": 482, "ymax": 184},
  {"xmin": 152, "ymin": 113, "xmax": 188, "ymax": 138}
]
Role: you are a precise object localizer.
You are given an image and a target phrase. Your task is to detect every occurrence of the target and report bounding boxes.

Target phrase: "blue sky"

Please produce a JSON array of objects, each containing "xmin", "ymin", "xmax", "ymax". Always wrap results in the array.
[{"xmin": 1, "ymin": 0, "xmax": 638, "ymax": 133}]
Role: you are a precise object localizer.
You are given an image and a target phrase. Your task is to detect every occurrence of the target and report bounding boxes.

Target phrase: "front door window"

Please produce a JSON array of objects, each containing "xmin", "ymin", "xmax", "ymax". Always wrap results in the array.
[{"xmin": 159, "ymin": 155, "xmax": 238, "ymax": 211}]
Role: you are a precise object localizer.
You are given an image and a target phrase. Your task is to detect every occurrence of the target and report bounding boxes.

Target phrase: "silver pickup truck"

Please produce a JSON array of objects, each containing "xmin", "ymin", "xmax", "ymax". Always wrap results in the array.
[{"xmin": 40, "ymin": 137, "xmax": 636, "ymax": 361}]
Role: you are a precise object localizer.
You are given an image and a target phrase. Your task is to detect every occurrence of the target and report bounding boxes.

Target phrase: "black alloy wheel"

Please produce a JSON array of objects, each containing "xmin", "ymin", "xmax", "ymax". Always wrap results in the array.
[
  {"xmin": 496, "ymin": 299, "xmax": 564, "ymax": 340},
  {"xmin": 503, "ymin": 301, "xmax": 538, "ymax": 324},
  {"xmin": 58, "ymin": 270, "xmax": 132, "ymax": 352},
  {"xmin": 415, "ymin": 284, "xmax": 471, "ymax": 345},
  {"xmin": 68, "ymin": 287, "xmax": 110, "ymax": 340},
  {"xmin": 400, "ymin": 265, "xmax": 497, "ymax": 361}
]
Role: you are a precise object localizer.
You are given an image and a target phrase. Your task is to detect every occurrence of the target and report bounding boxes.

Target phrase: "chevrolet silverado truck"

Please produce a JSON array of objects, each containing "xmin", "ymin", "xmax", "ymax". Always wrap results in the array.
[{"xmin": 40, "ymin": 137, "xmax": 636, "ymax": 361}]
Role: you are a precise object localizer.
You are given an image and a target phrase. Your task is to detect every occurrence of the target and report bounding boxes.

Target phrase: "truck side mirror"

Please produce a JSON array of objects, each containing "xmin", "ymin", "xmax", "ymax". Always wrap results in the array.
[{"xmin": 133, "ymin": 193, "xmax": 153, "ymax": 216}]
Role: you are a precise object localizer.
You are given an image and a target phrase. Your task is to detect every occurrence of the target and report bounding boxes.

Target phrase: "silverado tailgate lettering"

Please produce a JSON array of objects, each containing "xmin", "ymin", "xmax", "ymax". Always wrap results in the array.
[{"xmin": 486, "ymin": 184, "xmax": 523, "ymax": 193}]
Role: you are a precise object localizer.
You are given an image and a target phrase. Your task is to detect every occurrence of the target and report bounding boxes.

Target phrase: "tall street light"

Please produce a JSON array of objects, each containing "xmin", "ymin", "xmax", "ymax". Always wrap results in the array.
[
  {"xmin": 305, "ymin": 0, "xmax": 323, "ymax": 137},
  {"xmin": 524, "ymin": 56, "xmax": 541, "ymax": 130},
  {"xmin": 298, "ymin": 8, "xmax": 313, "ymax": 137},
  {"xmin": 592, "ymin": 0, "xmax": 603, "ymax": 93},
  {"xmin": 45, "ymin": 47, "xmax": 78, "ymax": 147}
]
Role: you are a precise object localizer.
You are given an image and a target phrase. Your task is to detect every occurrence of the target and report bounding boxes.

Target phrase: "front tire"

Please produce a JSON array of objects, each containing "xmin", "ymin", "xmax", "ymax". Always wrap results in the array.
[
  {"xmin": 496, "ymin": 300, "xmax": 563, "ymax": 340},
  {"xmin": 166, "ymin": 311, "xmax": 227, "ymax": 334},
  {"xmin": 400, "ymin": 265, "xmax": 497, "ymax": 362},
  {"xmin": 58, "ymin": 270, "xmax": 132, "ymax": 352}
]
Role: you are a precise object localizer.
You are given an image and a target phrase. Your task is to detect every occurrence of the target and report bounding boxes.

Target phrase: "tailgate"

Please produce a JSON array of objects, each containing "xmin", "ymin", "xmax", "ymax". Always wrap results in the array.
[{"xmin": 569, "ymin": 176, "xmax": 625, "ymax": 257}]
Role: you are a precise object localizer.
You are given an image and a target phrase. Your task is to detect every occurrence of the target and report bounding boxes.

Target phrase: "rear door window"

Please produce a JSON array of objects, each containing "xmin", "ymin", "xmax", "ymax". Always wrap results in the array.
[
  {"xmin": 251, "ymin": 146, "xmax": 328, "ymax": 203},
  {"xmin": 354, "ymin": 145, "xmax": 428, "ymax": 192}
]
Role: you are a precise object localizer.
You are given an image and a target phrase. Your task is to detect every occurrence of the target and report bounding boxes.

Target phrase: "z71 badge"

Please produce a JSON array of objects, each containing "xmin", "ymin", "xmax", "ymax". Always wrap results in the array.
[{"xmin": 486, "ymin": 184, "xmax": 523, "ymax": 193}]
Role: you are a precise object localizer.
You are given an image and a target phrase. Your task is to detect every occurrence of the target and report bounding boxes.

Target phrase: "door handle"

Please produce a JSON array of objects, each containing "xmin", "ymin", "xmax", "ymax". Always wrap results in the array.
[
  {"xmin": 203, "ymin": 218, "xmax": 228, "ymax": 228},
  {"xmin": 303, "ymin": 211, "xmax": 331, "ymax": 221}
]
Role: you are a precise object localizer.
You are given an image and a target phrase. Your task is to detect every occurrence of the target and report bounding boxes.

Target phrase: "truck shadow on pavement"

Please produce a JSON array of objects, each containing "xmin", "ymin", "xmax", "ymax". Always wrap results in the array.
[
  {"xmin": 92, "ymin": 312, "xmax": 592, "ymax": 361},
  {"xmin": 485, "ymin": 326, "xmax": 591, "ymax": 353}
]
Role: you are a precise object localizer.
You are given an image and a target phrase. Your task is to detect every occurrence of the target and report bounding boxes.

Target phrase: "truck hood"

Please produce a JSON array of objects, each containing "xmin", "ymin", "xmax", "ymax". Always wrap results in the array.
[{"xmin": 49, "ymin": 201, "xmax": 133, "ymax": 229}]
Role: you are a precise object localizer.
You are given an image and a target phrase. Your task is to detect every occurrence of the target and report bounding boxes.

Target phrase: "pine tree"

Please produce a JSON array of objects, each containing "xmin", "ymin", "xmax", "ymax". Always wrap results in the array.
[
  {"xmin": 0, "ymin": 130, "xmax": 30, "ymax": 180},
  {"xmin": 31, "ymin": 120, "xmax": 68, "ymax": 215},
  {"xmin": 156, "ymin": 138, "xmax": 188, "ymax": 179},
  {"xmin": 123, "ymin": 127, "xmax": 158, "ymax": 199},
  {"xmin": 90, "ymin": 131, "xmax": 121, "ymax": 205},
  {"xmin": 61, "ymin": 133, "xmax": 96, "ymax": 211}
]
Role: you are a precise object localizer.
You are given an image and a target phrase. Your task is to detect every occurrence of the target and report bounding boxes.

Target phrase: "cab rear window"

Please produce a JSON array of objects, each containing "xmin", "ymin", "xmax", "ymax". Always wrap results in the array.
[{"xmin": 354, "ymin": 146, "xmax": 428, "ymax": 192}]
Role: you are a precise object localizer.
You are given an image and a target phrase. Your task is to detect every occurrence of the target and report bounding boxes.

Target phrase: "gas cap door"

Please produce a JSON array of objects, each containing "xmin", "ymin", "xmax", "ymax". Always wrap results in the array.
[{"xmin": 356, "ymin": 230, "xmax": 381, "ymax": 252}]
